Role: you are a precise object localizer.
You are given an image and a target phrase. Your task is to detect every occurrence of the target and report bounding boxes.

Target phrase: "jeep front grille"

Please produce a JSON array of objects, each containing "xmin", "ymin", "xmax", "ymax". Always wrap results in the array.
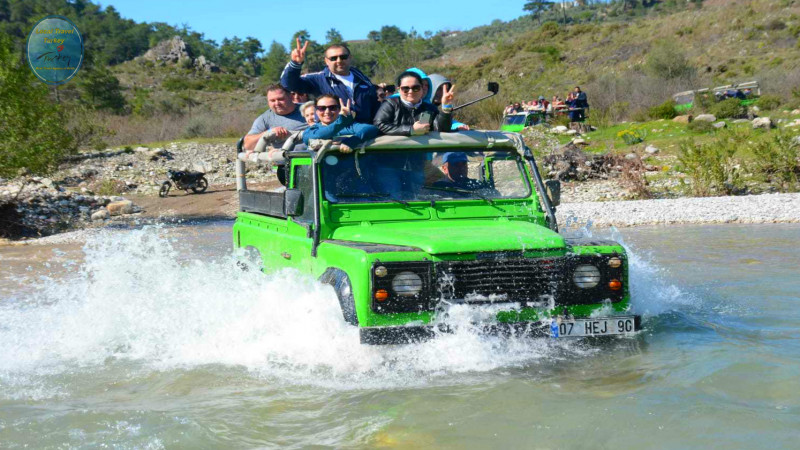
[{"xmin": 436, "ymin": 257, "xmax": 565, "ymax": 303}]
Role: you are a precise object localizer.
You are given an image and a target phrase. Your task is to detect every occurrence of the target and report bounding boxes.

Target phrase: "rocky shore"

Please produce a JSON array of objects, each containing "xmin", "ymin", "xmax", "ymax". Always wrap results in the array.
[{"xmin": 2, "ymin": 140, "xmax": 799, "ymax": 242}]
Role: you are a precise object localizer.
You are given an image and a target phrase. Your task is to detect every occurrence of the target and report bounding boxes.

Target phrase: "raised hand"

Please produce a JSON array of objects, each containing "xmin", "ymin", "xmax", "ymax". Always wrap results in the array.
[
  {"xmin": 339, "ymin": 98, "xmax": 354, "ymax": 118},
  {"xmin": 441, "ymin": 84, "xmax": 455, "ymax": 105},
  {"xmin": 339, "ymin": 143, "xmax": 352, "ymax": 153},
  {"xmin": 291, "ymin": 38, "xmax": 308, "ymax": 64}
]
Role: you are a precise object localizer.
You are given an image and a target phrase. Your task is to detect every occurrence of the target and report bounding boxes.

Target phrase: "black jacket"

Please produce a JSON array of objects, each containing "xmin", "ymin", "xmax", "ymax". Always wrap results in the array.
[{"xmin": 373, "ymin": 97, "xmax": 452, "ymax": 136}]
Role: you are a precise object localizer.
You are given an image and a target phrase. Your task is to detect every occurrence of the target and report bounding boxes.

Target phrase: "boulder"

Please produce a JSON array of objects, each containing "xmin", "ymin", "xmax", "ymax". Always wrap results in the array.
[
  {"xmin": 645, "ymin": 145, "xmax": 659, "ymax": 155},
  {"xmin": 752, "ymin": 117, "xmax": 774, "ymax": 130},
  {"xmin": 564, "ymin": 129, "xmax": 578, "ymax": 136},
  {"xmin": 732, "ymin": 119, "xmax": 750, "ymax": 124},
  {"xmin": 792, "ymin": 109, "xmax": 800, "ymax": 115},
  {"xmin": 673, "ymin": 115, "xmax": 693, "ymax": 124},
  {"xmin": 91, "ymin": 208, "xmax": 109, "ymax": 221},
  {"xmin": 106, "ymin": 200, "xmax": 134, "ymax": 216},
  {"xmin": 194, "ymin": 55, "xmax": 220, "ymax": 73},
  {"xmin": 553, "ymin": 125, "xmax": 569, "ymax": 133},
  {"xmin": 624, "ymin": 153, "xmax": 638, "ymax": 160},
  {"xmin": 142, "ymin": 36, "xmax": 191, "ymax": 63},
  {"xmin": 712, "ymin": 121, "xmax": 727, "ymax": 129},
  {"xmin": 572, "ymin": 138, "xmax": 588, "ymax": 146},
  {"xmin": 694, "ymin": 114, "xmax": 717, "ymax": 122}
]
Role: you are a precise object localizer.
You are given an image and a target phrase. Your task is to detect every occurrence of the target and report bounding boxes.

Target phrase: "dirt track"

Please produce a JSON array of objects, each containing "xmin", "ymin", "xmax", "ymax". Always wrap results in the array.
[{"xmin": 129, "ymin": 181, "xmax": 282, "ymax": 221}]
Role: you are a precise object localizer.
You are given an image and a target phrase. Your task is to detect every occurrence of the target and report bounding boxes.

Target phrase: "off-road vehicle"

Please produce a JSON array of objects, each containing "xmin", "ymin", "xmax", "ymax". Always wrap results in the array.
[{"xmin": 233, "ymin": 131, "xmax": 640, "ymax": 344}]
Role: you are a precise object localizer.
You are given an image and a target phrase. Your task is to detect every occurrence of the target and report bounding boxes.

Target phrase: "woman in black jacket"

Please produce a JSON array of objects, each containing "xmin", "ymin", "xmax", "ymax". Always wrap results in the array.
[{"xmin": 373, "ymin": 70, "xmax": 454, "ymax": 135}]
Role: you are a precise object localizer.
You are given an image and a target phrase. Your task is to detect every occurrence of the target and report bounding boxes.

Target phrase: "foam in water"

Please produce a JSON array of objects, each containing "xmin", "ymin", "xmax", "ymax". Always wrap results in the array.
[{"xmin": 0, "ymin": 224, "xmax": 694, "ymax": 396}]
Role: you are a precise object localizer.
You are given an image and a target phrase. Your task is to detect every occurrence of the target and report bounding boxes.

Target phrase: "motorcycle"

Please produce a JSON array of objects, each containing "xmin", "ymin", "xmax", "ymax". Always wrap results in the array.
[{"xmin": 158, "ymin": 170, "xmax": 208, "ymax": 197}]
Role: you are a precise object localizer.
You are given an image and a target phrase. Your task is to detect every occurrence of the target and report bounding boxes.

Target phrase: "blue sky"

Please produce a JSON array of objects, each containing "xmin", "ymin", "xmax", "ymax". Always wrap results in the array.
[{"xmin": 107, "ymin": 0, "xmax": 531, "ymax": 49}]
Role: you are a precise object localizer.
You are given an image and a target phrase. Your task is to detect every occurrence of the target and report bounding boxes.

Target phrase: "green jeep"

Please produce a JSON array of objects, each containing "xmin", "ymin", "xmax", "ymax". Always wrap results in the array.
[{"xmin": 233, "ymin": 131, "xmax": 640, "ymax": 344}]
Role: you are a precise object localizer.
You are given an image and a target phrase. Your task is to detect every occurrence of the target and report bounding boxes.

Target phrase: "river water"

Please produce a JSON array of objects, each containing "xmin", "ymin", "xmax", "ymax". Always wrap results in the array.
[{"xmin": 1, "ymin": 222, "xmax": 799, "ymax": 448}]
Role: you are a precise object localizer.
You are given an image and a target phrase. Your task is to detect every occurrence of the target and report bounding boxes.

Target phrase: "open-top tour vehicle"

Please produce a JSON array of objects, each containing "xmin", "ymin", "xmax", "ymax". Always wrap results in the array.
[{"xmin": 233, "ymin": 131, "xmax": 640, "ymax": 344}]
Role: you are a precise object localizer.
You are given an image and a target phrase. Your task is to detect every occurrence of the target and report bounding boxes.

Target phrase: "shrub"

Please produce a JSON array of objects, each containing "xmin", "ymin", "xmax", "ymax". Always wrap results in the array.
[
  {"xmin": 709, "ymin": 98, "xmax": 746, "ymax": 119},
  {"xmin": 617, "ymin": 128, "xmax": 647, "ymax": 145},
  {"xmin": 749, "ymin": 133, "xmax": 800, "ymax": 190},
  {"xmin": 0, "ymin": 35, "xmax": 75, "ymax": 177},
  {"xmin": 648, "ymin": 100, "xmax": 678, "ymax": 119},
  {"xmin": 92, "ymin": 179, "xmax": 128, "ymax": 196},
  {"xmin": 645, "ymin": 40, "xmax": 696, "ymax": 81},
  {"xmin": 687, "ymin": 119, "xmax": 714, "ymax": 133},
  {"xmin": 163, "ymin": 76, "xmax": 191, "ymax": 92},
  {"xmin": 756, "ymin": 95, "xmax": 782, "ymax": 111},
  {"xmin": 678, "ymin": 133, "xmax": 744, "ymax": 196},
  {"xmin": 183, "ymin": 117, "xmax": 207, "ymax": 138}
]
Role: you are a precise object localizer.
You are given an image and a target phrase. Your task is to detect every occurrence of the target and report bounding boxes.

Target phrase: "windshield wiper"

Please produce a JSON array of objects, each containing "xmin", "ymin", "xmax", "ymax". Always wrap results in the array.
[
  {"xmin": 422, "ymin": 185, "xmax": 494, "ymax": 204},
  {"xmin": 341, "ymin": 192, "xmax": 411, "ymax": 206}
]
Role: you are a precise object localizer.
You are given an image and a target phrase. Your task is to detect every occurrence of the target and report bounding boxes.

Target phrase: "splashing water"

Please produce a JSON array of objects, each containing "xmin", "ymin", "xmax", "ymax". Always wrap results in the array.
[{"xmin": 0, "ymin": 222, "xmax": 701, "ymax": 399}]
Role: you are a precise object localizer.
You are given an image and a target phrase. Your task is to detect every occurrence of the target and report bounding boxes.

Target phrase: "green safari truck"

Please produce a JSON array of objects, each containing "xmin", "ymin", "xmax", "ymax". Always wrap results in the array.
[{"xmin": 233, "ymin": 131, "xmax": 640, "ymax": 344}]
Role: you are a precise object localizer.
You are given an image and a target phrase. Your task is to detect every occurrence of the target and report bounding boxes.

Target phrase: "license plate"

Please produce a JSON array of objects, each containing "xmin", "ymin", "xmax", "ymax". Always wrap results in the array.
[{"xmin": 550, "ymin": 316, "xmax": 637, "ymax": 338}]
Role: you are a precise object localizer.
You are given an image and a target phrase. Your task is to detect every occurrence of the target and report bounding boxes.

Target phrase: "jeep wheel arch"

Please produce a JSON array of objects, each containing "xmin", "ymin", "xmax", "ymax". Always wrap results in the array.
[{"xmin": 319, "ymin": 268, "xmax": 359, "ymax": 326}]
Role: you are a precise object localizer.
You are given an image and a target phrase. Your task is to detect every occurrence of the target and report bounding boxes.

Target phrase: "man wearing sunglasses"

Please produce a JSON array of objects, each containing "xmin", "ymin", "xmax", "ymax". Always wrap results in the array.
[
  {"xmin": 373, "ymin": 70, "xmax": 454, "ymax": 136},
  {"xmin": 281, "ymin": 40, "xmax": 379, "ymax": 124}
]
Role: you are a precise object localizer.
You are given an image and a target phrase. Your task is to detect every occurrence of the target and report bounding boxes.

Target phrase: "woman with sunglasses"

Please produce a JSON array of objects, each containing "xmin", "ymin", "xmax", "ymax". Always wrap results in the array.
[
  {"xmin": 302, "ymin": 94, "xmax": 378, "ymax": 153},
  {"xmin": 372, "ymin": 70, "xmax": 454, "ymax": 136}
]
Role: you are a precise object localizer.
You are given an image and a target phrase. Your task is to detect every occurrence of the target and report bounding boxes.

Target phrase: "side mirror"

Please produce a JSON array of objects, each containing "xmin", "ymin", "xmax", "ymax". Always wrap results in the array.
[
  {"xmin": 284, "ymin": 189, "xmax": 304, "ymax": 217},
  {"xmin": 545, "ymin": 179, "xmax": 561, "ymax": 207},
  {"xmin": 488, "ymin": 82, "xmax": 499, "ymax": 95}
]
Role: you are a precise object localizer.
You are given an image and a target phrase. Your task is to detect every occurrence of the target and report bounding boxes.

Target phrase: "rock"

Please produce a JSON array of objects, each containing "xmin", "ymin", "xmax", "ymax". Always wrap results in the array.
[
  {"xmin": 194, "ymin": 55, "xmax": 220, "ymax": 73},
  {"xmin": 572, "ymin": 138, "xmax": 588, "ymax": 145},
  {"xmin": 146, "ymin": 148, "xmax": 168, "ymax": 160},
  {"xmin": 564, "ymin": 129, "xmax": 578, "ymax": 136},
  {"xmin": 732, "ymin": 119, "xmax": 750, "ymax": 124},
  {"xmin": 40, "ymin": 178, "xmax": 54, "ymax": 188},
  {"xmin": 106, "ymin": 200, "xmax": 134, "ymax": 216},
  {"xmin": 553, "ymin": 125, "xmax": 569, "ymax": 133},
  {"xmin": 141, "ymin": 36, "xmax": 191, "ymax": 64},
  {"xmin": 752, "ymin": 117, "xmax": 774, "ymax": 130},
  {"xmin": 712, "ymin": 121, "xmax": 727, "ymax": 129},
  {"xmin": 192, "ymin": 162, "xmax": 213, "ymax": 173},
  {"xmin": 645, "ymin": 145, "xmax": 659, "ymax": 155},
  {"xmin": 792, "ymin": 109, "xmax": 800, "ymax": 115},
  {"xmin": 694, "ymin": 114, "xmax": 717, "ymax": 122},
  {"xmin": 624, "ymin": 153, "xmax": 638, "ymax": 160},
  {"xmin": 673, "ymin": 115, "xmax": 693, "ymax": 124},
  {"xmin": 91, "ymin": 208, "xmax": 109, "ymax": 221},
  {"xmin": 134, "ymin": 146, "xmax": 149, "ymax": 153}
]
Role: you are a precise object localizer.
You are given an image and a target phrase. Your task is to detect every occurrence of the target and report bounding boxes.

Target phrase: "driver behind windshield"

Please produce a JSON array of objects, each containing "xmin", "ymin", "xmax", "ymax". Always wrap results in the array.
[{"xmin": 434, "ymin": 152, "xmax": 482, "ymax": 190}]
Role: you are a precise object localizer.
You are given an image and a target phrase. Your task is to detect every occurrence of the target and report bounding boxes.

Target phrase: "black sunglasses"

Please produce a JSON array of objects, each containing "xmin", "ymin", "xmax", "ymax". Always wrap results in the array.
[
  {"xmin": 399, "ymin": 85, "xmax": 422, "ymax": 93},
  {"xmin": 315, "ymin": 104, "xmax": 340, "ymax": 112},
  {"xmin": 326, "ymin": 54, "xmax": 350, "ymax": 61}
]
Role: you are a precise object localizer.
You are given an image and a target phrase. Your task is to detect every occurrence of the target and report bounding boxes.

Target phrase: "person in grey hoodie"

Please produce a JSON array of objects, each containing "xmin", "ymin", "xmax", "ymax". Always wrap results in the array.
[{"xmin": 428, "ymin": 73, "xmax": 470, "ymax": 131}]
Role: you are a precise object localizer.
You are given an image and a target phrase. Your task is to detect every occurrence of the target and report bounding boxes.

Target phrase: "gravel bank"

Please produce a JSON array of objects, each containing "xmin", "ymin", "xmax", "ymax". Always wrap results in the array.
[{"xmin": 557, "ymin": 193, "xmax": 800, "ymax": 227}]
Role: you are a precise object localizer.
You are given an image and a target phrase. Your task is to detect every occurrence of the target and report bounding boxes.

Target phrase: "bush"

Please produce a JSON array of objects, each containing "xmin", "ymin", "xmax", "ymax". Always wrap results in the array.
[
  {"xmin": 687, "ymin": 119, "xmax": 714, "ymax": 133},
  {"xmin": 756, "ymin": 95, "xmax": 782, "ymax": 111},
  {"xmin": 182, "ymin": 117, "xmax": 207, "ymax": 138},
  {"xmin": 0, "ymin": 35, "xmax": 75, "ymax": 177},
  {"xmin": 709, "ymin": 98, "xmax": 746, "ymax": 119},
  {"xmin": 678, "ymin": 133, "xmax": 745, "ymax": 196},
  {"xmin": 645, "ymin": 40, "xmax": 696, "ymax": 81},
  {"xmin": 617, "ymin": 128, "xmax": 647, "ymax": 145},
  {"xmin": 648, "ymin": 100, "xmax": 678, "ymax": 119},
  {"xmin": 749, "ymin": 133, "xmax": 800, "ymax": 190}
]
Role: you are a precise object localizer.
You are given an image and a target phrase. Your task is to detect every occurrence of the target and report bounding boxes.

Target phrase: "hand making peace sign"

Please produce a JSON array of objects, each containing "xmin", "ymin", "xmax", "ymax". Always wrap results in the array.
[
  {"xmin": 291, "ymin": 38, "xmax": 308, "ymax": 64},
  {"xmin": 339, "ymin": 98, "xmax": 355, "ymax": 118},
  {"xmin": 441, "ymin": 84, "xmax": 456, "ymax": 105}
]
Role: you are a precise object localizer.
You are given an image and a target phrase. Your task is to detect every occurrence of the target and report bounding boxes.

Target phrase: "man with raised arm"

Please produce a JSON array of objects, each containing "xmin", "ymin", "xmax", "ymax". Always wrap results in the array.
[{"xmin": 281, "ymin": 39, "xmax": 379, "ymax": 124}]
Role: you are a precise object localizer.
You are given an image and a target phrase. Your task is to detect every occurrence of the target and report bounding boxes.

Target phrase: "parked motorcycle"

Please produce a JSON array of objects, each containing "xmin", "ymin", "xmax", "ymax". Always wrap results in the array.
[{"xmin": 158, "ymin": 170, "xmax": 208, "ymax": 197}]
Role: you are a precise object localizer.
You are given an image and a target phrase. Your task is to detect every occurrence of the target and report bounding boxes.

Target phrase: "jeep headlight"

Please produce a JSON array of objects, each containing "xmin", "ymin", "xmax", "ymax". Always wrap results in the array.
[
  {"xmin": 391, "ymin": 271, "xmax": 423, "ymax": 297},
  {"xmin": 573, "ymin": 264, "xmax": 601, "ymax": 289}
]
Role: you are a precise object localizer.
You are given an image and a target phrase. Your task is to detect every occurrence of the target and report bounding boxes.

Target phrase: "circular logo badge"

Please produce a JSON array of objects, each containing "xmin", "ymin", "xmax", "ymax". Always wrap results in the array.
[{"xmin": 26, "ymin": 15, "xmax": 84, "ymax": 85}]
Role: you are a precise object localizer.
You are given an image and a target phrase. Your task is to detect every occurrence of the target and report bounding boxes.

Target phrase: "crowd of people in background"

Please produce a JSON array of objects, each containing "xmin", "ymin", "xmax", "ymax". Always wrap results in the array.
[{"xmin": 504, "ymin": 86, "xmax": 589, "ymax": 122}]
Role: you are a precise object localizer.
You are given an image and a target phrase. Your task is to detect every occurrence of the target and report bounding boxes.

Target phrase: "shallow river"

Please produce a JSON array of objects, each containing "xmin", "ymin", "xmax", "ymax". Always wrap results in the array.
[{"xmin": 1, "ymin": 222, "xmax": 799, "ymax": 449}]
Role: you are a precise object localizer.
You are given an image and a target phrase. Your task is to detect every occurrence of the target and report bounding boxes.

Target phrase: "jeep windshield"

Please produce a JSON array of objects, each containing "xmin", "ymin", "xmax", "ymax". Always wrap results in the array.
[
  {"xmin": 501, "ymin": 114, "xmax": 526, "ymax": 126},
  {"xmin": 319, "ymin": 149, "xmax": 531, "ymax": 204}
]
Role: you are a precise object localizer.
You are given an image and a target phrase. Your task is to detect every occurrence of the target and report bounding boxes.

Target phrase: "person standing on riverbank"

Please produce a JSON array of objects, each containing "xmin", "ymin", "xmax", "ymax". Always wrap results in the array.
[{"xmin": 281, "ymin": 40, "xmax": 379, "ymax": 124}]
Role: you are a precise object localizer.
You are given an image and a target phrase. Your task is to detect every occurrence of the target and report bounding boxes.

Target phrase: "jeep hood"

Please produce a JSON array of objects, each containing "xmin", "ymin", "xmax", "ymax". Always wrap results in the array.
[{"xmin": 331, "ymin": 220, "xmax": 564, "ymax": 254}]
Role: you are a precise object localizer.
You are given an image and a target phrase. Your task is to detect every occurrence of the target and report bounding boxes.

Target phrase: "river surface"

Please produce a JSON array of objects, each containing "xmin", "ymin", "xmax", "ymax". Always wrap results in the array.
[{"xmin": 1, "ymin": 222, "xmax": 799, "ymax": 449}]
